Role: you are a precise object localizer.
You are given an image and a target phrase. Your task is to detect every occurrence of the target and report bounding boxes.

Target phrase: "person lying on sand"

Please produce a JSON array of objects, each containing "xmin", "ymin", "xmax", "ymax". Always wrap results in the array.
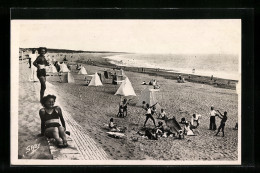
[
  {"xmin": 39, "ymin": 95, "xmax": 68, "ymax": 148},
  {"xmin": 215, "ymin": 110, "xmax": 228, "ymax": 137},
  {"xmin": 143, "ymin": 103, "xmax": 158, "ymax": 127},
  {"xmin": 157, "ymin": 109, "xmax": 167, "ymax": 120},
  {"xmin": 142, "ymin": 81, "xmax": 147, "ymax": 85}
]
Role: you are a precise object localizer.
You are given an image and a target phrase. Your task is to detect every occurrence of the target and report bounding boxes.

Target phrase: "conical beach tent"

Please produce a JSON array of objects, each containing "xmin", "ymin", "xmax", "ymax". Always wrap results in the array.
[
  {"xmin": 165, "ymin": 118, "xmax": 183, "ymax": 135},
  {"xmin": 88, "ymin": 72, "xmax": 103, "ymax": 86},
  {"xmin": 62, "ymin": 72, "xmax": 75, "ymax": 83},
  {"xmin": 59, "ymin": 63, "xmax": 70, "ymax": 72},
  {"xmin": 78, "ymin": 67, "xmax": 87, "ymax": 74},
  {"xmin": 115, "ymin": 77, "xmax": 136, "ymax": 96},
  {"xmin": 137, "ymin": 87, "xmax": 161, "ymax": 108}
]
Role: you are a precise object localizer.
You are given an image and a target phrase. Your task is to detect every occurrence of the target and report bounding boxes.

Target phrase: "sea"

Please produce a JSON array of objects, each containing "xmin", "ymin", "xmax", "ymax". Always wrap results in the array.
[{"xmin": 104, "ymin": 53, "xmax": 240, "ymax": 81}]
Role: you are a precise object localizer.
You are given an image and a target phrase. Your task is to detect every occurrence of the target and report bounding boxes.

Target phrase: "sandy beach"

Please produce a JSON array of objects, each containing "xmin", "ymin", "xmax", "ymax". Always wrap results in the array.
[{"xmin": 18, "ymin": 52, "xmax": 239, "ymax": 161}]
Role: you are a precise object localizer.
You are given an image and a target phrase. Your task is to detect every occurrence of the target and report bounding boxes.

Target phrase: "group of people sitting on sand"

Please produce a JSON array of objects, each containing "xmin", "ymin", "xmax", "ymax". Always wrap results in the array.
[
  {"xmin": 177, "ymin": 75, "xmax": 185, "ymax": 83},
  {"xmin": 141, "ymin": 79, "xmax": 160, "ymax": 89}
]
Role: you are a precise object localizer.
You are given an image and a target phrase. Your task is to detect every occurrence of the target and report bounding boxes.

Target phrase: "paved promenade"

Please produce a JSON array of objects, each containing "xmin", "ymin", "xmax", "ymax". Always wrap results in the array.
[{"xmin": 20, "ymin": 63, "xmax": 109, "ymax": 160}]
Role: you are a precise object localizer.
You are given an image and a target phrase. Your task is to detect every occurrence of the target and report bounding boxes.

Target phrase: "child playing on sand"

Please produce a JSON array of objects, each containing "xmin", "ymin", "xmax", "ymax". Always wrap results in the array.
[
  {"xmin": 143, "ymin": 103, "xmax": 158, "ymax": 127},
  {"xmin": 142, "ymin": 101, "xmax": 146, "ymax": 109},
  {"xmin": 151, "ymin": 106, "xmax": 157, "ymax": 117},
  {"xmin": 183, "ymin": 121, "xmax": 195, "ymax": 136},
  {"xmin": 215, "ymin": 110, "xmax": 228, "ymax": 137},
  {"xmin": 122, "ymin": 98, "xmax": 130, "ymax": 117},
  {"xmin": 39, "ymin": 95, "xmax": 68, "ymax": 148},
  {"xmin": 157, "ymin": 109, "xmax": 167, "ymax": 120},
  {"xmin": 191, "ymin": 114, "xmax": 202, "ymax": 127},
  {"xmin": 117, "ymin": 104, "xmax": 124, "ymax": 118},
  {"xmin": 155, "ymin": 121, "xmax": 164, "ymax": 135}
]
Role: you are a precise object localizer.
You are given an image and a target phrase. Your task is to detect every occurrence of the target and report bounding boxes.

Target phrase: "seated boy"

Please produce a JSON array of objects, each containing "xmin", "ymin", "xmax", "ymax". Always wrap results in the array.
[{"xmin": 157, "ymin": 109, "xmax": 167, "ymax": 120}]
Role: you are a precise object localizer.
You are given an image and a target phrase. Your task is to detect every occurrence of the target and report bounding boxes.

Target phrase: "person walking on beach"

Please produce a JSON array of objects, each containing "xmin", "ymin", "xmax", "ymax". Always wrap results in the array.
[
  {"xmin": 143, "ymin": 103, "xmax": 158, "ymax": 127},
  {"xmin": 209, "ymin": 106, "xmax": 217, "ymax": 130},
  {"xmin": 39, "ymin": 95, "xmax": 68, "ymax": 148},
  {"xmin": 215, "ymin": 110, "xmax": 228, "ymax": 137},
  {"xmin": 33, "ymin": 47, "xmax": 49, "ymax": 101}
]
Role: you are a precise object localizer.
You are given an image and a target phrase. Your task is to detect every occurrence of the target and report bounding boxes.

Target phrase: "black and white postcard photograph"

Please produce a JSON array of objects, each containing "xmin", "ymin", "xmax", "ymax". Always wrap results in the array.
[{"xmin": 11, "ymin": 13, "xmax": 243, "ymax": 165}]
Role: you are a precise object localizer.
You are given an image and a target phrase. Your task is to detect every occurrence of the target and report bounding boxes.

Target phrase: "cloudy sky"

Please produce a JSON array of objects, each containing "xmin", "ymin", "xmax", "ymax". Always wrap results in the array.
[{"xmin": 14, "ymin": 19, "xmax": 241, "ymax": 54}]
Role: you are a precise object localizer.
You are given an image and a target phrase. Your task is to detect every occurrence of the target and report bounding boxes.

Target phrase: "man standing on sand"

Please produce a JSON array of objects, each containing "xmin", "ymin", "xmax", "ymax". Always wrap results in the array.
[
  {"xmin": 209, "ymin": 106, "xmax": 217, "ymax": 130},
  {"xmin": 191, "ymin": 113, "xmax": 202, "ymax": 127}
]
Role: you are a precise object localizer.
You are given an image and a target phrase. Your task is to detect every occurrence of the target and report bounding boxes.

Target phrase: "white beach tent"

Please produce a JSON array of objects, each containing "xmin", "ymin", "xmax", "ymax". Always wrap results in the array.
[
  {"xmin": 115, "ymin": 77, "xmax": 136, "ymax": 97},
  {"xmin": 78, "ymin": 66, "xmax": 87, "ymax": 74},
  {"xmin": 59, "ymin": 63, "xmax": 70, "ymax": 72},
  {"xmin": 62, "ymin": 72, "xmax": 75, "ymax": 83},
  {"xmin": 88, "ymin": 72, "xmax": 103, "ymax": 86},
  {"xmin": 137, "ymin": 87, "xmax": 161, "ymax": 108}
]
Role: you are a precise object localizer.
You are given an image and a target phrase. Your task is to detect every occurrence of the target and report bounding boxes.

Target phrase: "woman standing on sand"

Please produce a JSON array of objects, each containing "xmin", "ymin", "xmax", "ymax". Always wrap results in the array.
[
  {"xmin": 39, "ymin": 95, "xmax": 68, "ymax": 148},
  {"xmin": 33, "ymin": 47, "xmax": 48, "ymax": 101}
]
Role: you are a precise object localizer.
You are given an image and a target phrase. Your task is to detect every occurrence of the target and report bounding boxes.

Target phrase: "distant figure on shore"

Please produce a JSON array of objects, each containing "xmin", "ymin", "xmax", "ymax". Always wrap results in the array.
[
  {"xmin": 112, "ymin": 72, "xmax": 117, "ymax": 85},
  {"xmin": 33, "ymin": 47, "xmax": 49, "ymax": 101},
  {"xmin": 211, "ymin": 75, "xmax": 214, "ymax": 80},
  {"xmin": 209, "ymin": 106, "xmax": 217, "ymax": 130},
  {"xmin": 215, "ymin": 110, "xmax": 228, "ymax": 137},
  {"xmin": 234, "ymin": 123, "xmax": 238, "ymax": 130},
  {"xmin": 39, "ymin": 95, "xmax": 68, "ymax": 148},
  {"xmin": 143, "ymin": 103, "xmax": 158, "ymax": 127},
  {"xmin": 26, "ymin": 55, "xmax": 31, "ymax": 68}
]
